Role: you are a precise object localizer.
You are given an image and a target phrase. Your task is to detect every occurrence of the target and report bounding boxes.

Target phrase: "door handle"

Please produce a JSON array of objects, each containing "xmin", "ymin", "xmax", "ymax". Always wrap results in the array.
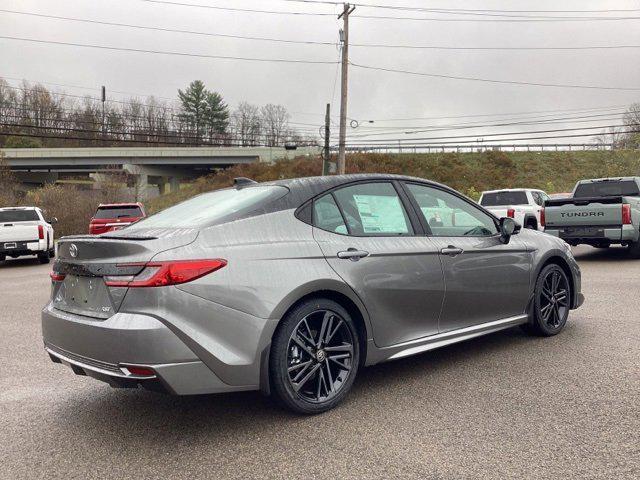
[
  {"xmin": 440, "ymin": 245, "xmax": 464, "ymax": 256},
  {"xmin": 337, "ymin": 248, "xmax": 370, "ymax": 261}
]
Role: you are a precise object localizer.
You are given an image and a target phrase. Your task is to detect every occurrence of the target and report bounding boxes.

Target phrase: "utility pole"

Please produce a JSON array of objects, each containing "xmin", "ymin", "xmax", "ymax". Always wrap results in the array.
[
  {"xmin": 322, "ymin": 103, "xmax": 333, "ymax": 175},
  {"xmin": 101, "ymin": 86, "xmax": 106, "ymax": 140},
  {"xmin": 337, "ymin": 3, "xmax": 355, "ymax": 175}
]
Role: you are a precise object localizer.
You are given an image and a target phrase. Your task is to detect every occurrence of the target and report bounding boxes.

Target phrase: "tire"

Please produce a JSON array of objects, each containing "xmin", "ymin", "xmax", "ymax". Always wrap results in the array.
[
  {"xmin": 524, "ymin": 264, "xmax": 571, "ymax": 336},
  {"xmin": 49, "ymin": 248, "xmax": 55, "ymax": 258},
  {"xmin": 269, "ymin": 297, "xmax": 360, "ymax": 414},
  {"xmin": 0, "ymin": 254, "xmax": 5, "ymax": 263},
  {"xmin": 37, "ymin": 253, "xmax": 50, "ymax": 264},
  {"xmin": 525, "ymin": 220, "xmax": 537, "ymax": 230}
]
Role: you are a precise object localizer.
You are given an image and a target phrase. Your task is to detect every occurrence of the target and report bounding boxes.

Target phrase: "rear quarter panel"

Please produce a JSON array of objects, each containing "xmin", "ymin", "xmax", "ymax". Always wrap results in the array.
[{"xmin": 170, "ymin": 209, "xmax": 371, "ymax": 331}]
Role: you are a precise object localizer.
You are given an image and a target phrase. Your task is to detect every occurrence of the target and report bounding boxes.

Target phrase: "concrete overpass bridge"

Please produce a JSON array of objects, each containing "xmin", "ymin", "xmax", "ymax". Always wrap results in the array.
[{"xmin": 1, "ymin": 146, "xmax": 320, "ymax": 198}]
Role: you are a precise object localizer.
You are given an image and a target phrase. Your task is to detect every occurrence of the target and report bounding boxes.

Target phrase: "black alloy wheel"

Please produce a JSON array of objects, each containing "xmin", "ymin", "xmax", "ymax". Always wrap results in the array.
[
  {"xmin": 526, "ymin": 264, "xmax": 571, "ymax": 336},
  {"xmin": 270, "ymin": 298, "xmax": 360, "ymax": 414}
]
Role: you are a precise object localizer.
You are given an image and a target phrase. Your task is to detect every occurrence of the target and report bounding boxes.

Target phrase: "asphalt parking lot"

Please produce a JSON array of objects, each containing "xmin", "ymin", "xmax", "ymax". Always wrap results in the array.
[{"xmin": 0, "ymin": 246, "xmax": 638, "ymax": 479}]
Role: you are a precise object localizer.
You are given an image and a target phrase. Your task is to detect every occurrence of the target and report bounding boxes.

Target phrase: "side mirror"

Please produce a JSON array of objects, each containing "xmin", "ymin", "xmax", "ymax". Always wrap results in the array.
[
  {"xmin": 49, "ymin": 217, "xmax": 58, "ymax": 224},
  {"xmin": 499, "ymin": 217, "xmax": 520, "ymax": 243}
]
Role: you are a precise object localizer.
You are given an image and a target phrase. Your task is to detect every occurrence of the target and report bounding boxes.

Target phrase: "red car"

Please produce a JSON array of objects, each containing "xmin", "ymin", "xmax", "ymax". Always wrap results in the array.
[{"xmin": 89, "ymin": 203, "xmax": 146, "ymax": 235}]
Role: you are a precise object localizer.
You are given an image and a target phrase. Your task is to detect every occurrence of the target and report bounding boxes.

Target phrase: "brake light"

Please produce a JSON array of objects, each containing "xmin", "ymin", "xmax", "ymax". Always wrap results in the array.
[
  {"xmin": 104, "ymin": 259, "xmax": 226, "ymax": 287},
  {"xmin": 507, "ymin": 208, "xmax": 515, "ymax": 218},
  {"xmin": 50, "ymin": 272, "xmax": 65, "ymax": 282},
  {"xmin": 540, "ymin": 208, "xmax": 545, "ymax": 227},
  {"xmin": 38, "ymin": 225, "xmax": 44, "ymax": 239},
  {"xmin": 622, "ymin": 204, "xmax": 632, "ymax": 225}
]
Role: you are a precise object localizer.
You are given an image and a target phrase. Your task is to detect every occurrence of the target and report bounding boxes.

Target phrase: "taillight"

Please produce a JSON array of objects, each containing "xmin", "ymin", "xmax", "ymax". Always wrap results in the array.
[
  {"xmin": 622, "ymin": 204, "xmax": 632, "ymax": 225},
  {"xmin": 104, "ymin": 259, "xmax": 226, "ymax": 288},
  {"xmin": 507, "ymin": 208, "xmax": 515, "ymax": 218},
  {"xmin": 38, "ymin": 225, "xmax": 44, "ymax": 239},
  {"xmin": 50, "ymin": 272, "xmax": 65, "ymax": 282},
  {"xmin": 540, "ymin": 208, "xmax": 546, "ymax": 227}
]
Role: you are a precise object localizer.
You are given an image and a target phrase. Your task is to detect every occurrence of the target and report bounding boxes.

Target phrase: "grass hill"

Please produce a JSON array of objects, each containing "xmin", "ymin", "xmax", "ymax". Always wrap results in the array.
[{"xmin": 146, "ymin": 150, "xmax": 640, "ymax": 213}]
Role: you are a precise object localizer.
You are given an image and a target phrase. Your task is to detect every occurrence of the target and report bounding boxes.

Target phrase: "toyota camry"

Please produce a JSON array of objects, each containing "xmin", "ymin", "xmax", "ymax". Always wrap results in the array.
[{"xmin": 42, "ymin": 174, "xmax": 583, "ymax": 414}]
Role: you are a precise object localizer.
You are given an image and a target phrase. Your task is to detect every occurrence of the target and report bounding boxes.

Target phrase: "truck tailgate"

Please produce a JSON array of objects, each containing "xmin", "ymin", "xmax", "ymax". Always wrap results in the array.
[
  {"xmin": 545, "ymin": 196, "xmax": 622, "ymax": 227},
  {"xmin": 0, "ymin": 223, "xmax": 39, "ymax": 243}
]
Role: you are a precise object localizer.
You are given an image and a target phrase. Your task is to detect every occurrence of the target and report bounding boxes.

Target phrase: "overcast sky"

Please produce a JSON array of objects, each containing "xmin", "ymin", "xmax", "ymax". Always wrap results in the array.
[{"xmin": 1, "ymin": 0, "xmax": 639, "ymax": 145}]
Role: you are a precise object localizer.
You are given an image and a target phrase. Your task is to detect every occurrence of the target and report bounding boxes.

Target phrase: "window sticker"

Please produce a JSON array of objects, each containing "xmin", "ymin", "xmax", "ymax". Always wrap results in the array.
[{"xmin": 353, "ymin": 195, "xmax": 409, "ymax": 233}]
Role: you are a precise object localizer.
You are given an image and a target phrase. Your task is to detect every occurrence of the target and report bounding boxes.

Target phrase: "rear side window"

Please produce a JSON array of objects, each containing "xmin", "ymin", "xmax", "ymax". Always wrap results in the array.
[
  {"xmin": 313, "ymin": 195, "xmax": 347, "ymax": 234},
  {"xmin": 574, "ymin": 180, "xmax": 640, "ymax": 198},
  {"xmin": 94, "ymin": 206, "xmax": 143, "ymax": 219},
  {"xmin": 128, "ymin": 185, "xmax": 288, "ymax": 229},
  {"xmin": 331, "ymin": 182, "xmax": 413, "ymax": 236},
  {"xmin": 0, "ymin": 210, "xmax": 39, "ymax": 222},
  {"xmin": 480, "ymin": 191, "xmax": 528, "ymax": 206}
]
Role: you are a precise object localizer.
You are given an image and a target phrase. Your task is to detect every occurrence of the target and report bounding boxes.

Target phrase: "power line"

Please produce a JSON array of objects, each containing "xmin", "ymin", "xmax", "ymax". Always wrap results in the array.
[
  {"xmin": 352, "ymin": 104, "xmax": 630, "ymax": 123},
  {"xmin": 131, "ymin": 0, "xmax": 640, "ymax": 21},
  {"xmin": 134, "ymin": 0, "xmax": 335, "ymax": 16},
  {"xmin": 342, "ymin": 130, "xmax": 640, "ymax": 147},
  {"xmin": 0, "ymin": 36, "xmax": 340, "ymax": 65},
  {"xmin": 5, "ymin": 9, "xmax": 639, "ymax": 52},
  {"xmin": 344, "ymin": 111, "xmax": 628, "ymax": 138},
  {"xmin": 350, "ymin": 13, "xmax": 640, "ymax": 22},
  {"xmin": 340, "ymin": 123, "xmax": 632, "ymax": 144},
  {"xmin": 0, "ymin": 10, "xmax": 336, "ymax": 47},
  {"xmin": 350, "ymin": 62, "xmax": 640, "ymax": 91},
  {"xmin": 0, "ymin": 73, "xmax": 178, "ymax": 103},
  {"xmin": 276, "ymin": 1, "xmax": 640, "ymax": 14}
]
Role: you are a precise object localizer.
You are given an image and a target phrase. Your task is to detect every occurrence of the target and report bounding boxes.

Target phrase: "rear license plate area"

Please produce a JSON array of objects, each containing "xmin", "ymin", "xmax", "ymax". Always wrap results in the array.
[
  {"xmin": 53, "ymin": 275, "xmax": 114, "ymax": 319},
  {"xmin": 560, "ymin": 227, "xmax": 605, "ymax": 238}
]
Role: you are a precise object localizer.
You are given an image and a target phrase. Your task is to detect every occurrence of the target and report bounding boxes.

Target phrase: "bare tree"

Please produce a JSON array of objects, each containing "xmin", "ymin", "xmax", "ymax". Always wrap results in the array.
[
  {"xmin": 261, "ymin": 104, "xmax": 290, "ymax": 147},
  {"xmin": 232, "ymin": 102, "xmax": 262, "ymax": 146}
]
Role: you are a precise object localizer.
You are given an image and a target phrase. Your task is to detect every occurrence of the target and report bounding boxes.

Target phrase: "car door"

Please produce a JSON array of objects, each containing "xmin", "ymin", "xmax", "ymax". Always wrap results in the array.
[
  {"xmin": 403, "ymin": 182, "xmax": 532, "ymax": 333},
  {"xmin": 311, "ymin": 181, "xmax": 445, "ymax": 347}
]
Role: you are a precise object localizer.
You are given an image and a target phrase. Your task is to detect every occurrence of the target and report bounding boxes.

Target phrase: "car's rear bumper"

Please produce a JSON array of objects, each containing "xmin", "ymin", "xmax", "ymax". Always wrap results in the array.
[
  {"xmin": 41, "ymin": 294, "xmax": 277, "ymax": 394},
  {"xmin": 545, "ymin": 225, "xmax": 638, "ymax": 245},
  {"xmin": 1, "ymin": 240, "xmax": 46, "ymax": 257}
]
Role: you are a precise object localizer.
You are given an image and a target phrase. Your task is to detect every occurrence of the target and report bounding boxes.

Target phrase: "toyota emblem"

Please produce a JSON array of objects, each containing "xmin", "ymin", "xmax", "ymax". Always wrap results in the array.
[{"xmin": 69, "ymin": 244, "xmax": 78, "ymax": 258}]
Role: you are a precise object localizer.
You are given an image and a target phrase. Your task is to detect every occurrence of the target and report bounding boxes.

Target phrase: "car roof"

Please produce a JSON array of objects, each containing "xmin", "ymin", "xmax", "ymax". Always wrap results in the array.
[
  {"xmin": 263, "ymin": 174, "xmax": 446, "ymax": 203},
  {"xmin": 97, "ymin": 203, "xmax": 144, "ymax": 208},
  {"xmin": 480, "ymin": 188, "xmax": 537, "ymax": 194},
  {"xmin": 0, "ymin": 206, "xmax": 39, "ymax": 211},
  {"xmin": 577, "ymin": 177, "xmax": 640, "ymax": 184}
]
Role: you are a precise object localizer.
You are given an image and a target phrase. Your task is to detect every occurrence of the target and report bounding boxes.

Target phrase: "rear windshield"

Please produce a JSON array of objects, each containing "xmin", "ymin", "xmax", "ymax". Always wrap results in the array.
[
  {"xmin": 128, "ymin": 185, "xmax": 288, "ymax": 229},
  {"xmin": 480, "ymin": 191, "xmax": 528, "ymax": 206},
  {"xmin": 574, "ymin": 180, "xmax": 640, "ymax": 198},
  {"xmin": 94, "ymin": 206, "xmax": 143, "ymax": 219},
  {"xmin": 0, "ymin": 210, "xmax": 39, "ymax": 222}
]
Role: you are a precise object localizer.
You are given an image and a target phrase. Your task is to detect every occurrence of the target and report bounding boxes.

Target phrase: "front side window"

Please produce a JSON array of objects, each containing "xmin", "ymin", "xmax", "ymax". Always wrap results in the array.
[
  {"xmin": 330, "ymin": 182, "xmax": 413, "ymax": 236},
  {"xmin": 406, "ymin": 183, "xmax": 498, "ymax": 237}
]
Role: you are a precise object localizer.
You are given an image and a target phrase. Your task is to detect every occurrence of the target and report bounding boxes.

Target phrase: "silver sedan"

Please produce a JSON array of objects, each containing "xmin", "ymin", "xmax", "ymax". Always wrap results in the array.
[{"xmin": 42, "ymin": 174, "xmax": 583, "ymax": 414}]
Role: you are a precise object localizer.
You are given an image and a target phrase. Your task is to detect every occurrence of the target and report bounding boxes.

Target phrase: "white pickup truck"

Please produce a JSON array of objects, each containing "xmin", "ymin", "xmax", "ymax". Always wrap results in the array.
[
  {"xmin": 0, "ymin": 207, "xmax": 56, "ymax": 264},
  {"xmin": 478, "ymin": 188, "xmax": 548, "ymax": 230}
]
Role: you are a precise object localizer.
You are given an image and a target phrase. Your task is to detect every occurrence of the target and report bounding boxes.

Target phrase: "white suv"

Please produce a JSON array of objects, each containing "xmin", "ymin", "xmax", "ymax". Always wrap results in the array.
[{"xmin": 478, "ymin": 189, "xmax": 548, "ymax": 230}]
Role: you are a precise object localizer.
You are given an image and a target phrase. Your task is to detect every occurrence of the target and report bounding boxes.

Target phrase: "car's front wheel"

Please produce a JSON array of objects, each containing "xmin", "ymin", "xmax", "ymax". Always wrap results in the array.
[
  {"xmin": 269, "ymin": 298, "xmax": 360, "ymax": 414},
  {"xmin": 525, "ymin": 263, "xmax": 571, "ymax": 336}
]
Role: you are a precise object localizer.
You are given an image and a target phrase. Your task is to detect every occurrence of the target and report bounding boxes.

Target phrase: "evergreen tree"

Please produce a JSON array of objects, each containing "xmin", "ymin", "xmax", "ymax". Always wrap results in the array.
[{"xmin": 178, "ymin": 81, "xmax": 229, "ymax": 144}]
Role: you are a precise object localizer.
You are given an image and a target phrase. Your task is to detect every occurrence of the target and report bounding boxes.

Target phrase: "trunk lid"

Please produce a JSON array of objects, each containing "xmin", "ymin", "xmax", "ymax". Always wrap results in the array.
[
  {"xmin": 544, "ymin": 196, "xmax": 623, "ymax": 227},
  {"xmin": 52, "ymin": 228, "xmax": 198, "ymax": 319}
]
